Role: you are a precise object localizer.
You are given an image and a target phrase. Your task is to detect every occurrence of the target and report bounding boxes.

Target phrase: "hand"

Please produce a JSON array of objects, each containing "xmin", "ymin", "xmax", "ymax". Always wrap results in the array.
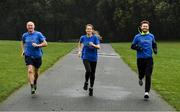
[
  {"xmin": 153, "ymin": 48, "xmax": 157, "ymax": 55},
  {"xmin": 21, "ymin": 51, "xmax": 24, "ymax": 57},
  {"xmin": 32, "ymin": 43, "xmax": 39, "ymax": 48},
  {"xmin": 89, "ymin": 42, "xmax": 94, "ymax": 46},
  {"xmin": 78, "ymin": 51, "xmax": 81, "ymax": 58},
  {"xmin": 137, "ymin": 46, "xmax": 143, "ymax": 51},
  {"xmin": 139, "ymin": 47, "xmax": 143, "ymax": 51}
]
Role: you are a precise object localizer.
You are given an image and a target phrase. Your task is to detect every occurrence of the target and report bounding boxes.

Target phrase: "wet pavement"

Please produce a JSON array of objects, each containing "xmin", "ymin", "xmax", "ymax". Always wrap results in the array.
[{"xmin": 0, "ymin": 44, "xmax": 174, "ymax": 111}]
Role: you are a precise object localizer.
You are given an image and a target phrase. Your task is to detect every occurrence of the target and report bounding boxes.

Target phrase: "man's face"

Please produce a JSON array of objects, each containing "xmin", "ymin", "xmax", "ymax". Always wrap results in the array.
[
  {"xmin": 141, "ymin": 23, "xmax": 149, "ymax": 32},
  {"xmin": 26, "ymin": 22, "xmax": 35, "ymax": 33}
]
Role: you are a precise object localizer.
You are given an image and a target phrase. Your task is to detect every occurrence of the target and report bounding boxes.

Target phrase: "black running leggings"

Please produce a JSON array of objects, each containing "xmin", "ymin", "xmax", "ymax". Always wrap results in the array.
[
  {"xmin": 137, "ymin": 58, "xmax": 153, "ymax": 92},
  {"xmin": 83, "ymin": 59, "xmax": 97, "ymax": 88}
]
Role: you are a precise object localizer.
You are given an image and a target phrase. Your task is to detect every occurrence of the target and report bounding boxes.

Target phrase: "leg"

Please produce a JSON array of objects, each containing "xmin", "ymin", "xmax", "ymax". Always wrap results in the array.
[
  {"xmin": 25, "ymin": 56, "xmax": 35, "ymax": 85},
  {"xmin": 89, "ymin": 61, "xmax": 97, "ymax": 88},
  {"xmin": 88, "ymin": 61, "xmax": 97, "ymax": 96},
  {"xmin": 83, "ymin": 60, "xmax": 91, "ymax": 90},
  {"xmin": 137, "ymin": 58, "xmax": 146, "ymax": 80},
  {"xmin": 33, "ymin": 57, "xmax": 42, "ymax": 85},
  {"xmin": 145, "ymin": 58, "xmax": 153, "ymax": 92},
  {"xmin": 25, "ymin": 56, "xmax": 37, "ymax": 94},
  {"xmin": 27, "ymin": 65, "xmax": 37, "ymax": 94},
  {"xmin": 34, "ymin": 68, "xmax": 39, "ymax": 85},
  {"xmin": 27, "ymin": 65, "xmax": 35, "ymax": 85},
  {"xmin": 34, "ymin": 68, "xmax": 39, "ymax": 90},
  {"xmin": 83, "ymin": 60, "xmax": 91, "ymax": 83}
]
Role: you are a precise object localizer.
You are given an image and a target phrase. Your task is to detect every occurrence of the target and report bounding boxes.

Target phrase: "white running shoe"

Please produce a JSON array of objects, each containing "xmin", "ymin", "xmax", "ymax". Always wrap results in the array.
[{"xmin": 144, "ymin": 92, "xmax": 149, "ymax": 99}]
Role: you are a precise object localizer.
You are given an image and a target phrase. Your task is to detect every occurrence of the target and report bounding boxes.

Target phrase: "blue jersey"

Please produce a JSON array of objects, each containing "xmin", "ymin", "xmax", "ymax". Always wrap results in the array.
[
  {"xmin": 80, "ymin": 35, "xmax": 100, "ymax": 62},
  {"xmin": 22, "ymin": 31, "xmax": 46, "ymax": 58},
  {"xmin": 132, "ymin": 33, "xmax": 156, "ymax": 59}
]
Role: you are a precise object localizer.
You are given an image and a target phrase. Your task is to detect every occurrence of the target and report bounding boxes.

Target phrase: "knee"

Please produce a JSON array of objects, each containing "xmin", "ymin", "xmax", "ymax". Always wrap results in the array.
[
  {"xmin": 139, "ymin": 74, "xmax": 144, "ymax": 79},
  {"xmin": 86, "ymin": 69, "xmax": 91, "ymax": 73},
  {"xmin": 146, "ymin": 75, "xmax": 151, "ymax": 79},
  {"xmin": 91, "ymin": 75, "xmax": 95, "ymax": 79},
  {"xmin": 28, "ymin": 68, "xmax": 33, "ymax": 74},
  {"xmin": 34, "ymin": 69, "xmax": 39, "ymax": 74},
  {"xmin": 90, "ymin": 72, "xmax": 95, "ymax": 78}
]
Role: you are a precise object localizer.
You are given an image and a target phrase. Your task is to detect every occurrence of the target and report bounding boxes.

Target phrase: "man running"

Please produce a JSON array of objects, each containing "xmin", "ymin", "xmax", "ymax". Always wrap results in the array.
[
  {"xmin": 131, "ymin": 20, "xmax": 157, "ymax": 99},
  {"xmin": 21, "ymin": 21, "xmax": 48, "ymax": 94}
]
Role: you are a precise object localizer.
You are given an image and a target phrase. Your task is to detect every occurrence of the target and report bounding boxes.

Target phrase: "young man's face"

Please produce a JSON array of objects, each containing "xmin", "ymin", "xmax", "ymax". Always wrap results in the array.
[
  {"xmin": 26, "ymin": 22, "xmax": 35, "ymax": 33},
  {"xmin": 141, "ymin": 23, "xmax": 149, "ymax": 32}
]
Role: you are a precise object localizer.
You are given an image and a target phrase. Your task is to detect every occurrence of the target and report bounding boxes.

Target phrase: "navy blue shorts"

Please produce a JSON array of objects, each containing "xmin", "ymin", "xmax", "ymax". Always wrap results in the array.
[{"xmin": 25, "ymin": 56, "xmax": 42, "ymax": 69}]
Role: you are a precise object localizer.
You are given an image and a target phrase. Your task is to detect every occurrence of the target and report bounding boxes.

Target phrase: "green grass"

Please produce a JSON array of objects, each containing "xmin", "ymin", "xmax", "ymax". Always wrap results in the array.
[
  {"xmin": 0, "ymin": 41, "xmax": 75, "ymax": 102},
  {"xmin": 112, "ymin": 42, "xmax": 180, "ymax": 110}
]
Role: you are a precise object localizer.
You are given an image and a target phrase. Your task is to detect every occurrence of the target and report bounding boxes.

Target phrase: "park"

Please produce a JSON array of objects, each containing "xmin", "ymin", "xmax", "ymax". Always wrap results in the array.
[{"xmin": 0, "ymin": 0, "xmax": 180, "ymax": 111}]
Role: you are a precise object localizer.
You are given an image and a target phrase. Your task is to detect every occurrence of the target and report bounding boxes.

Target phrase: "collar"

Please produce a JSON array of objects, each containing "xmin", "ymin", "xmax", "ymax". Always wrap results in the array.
[{"xmin": 141, "ymin": 31, "xmax": 149, "ymax": 35}]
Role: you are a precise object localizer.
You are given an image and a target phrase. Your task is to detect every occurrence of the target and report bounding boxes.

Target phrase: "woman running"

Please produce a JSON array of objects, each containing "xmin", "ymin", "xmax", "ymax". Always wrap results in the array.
[{"xmin": 78, "ymin": 24, "xmax": 101, "ymax": 96}]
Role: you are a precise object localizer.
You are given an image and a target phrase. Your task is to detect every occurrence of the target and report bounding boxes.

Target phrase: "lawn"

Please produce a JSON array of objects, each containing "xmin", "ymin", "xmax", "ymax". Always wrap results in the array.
[
  {"xmin": 0, "ymin": 41, "xmax": 75, "ymax": 102},
  {"xmin": 112, "ymin": 42, "xmax": 180, "ymax": 110}
]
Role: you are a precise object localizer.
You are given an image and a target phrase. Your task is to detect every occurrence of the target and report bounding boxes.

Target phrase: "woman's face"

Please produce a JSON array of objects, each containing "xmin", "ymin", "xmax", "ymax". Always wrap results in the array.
[
  {"xmin": 141, "ymin": 23, "xmax": 149, "ymax": 32},
  {"xmin": 86, "ymin": 26, "xmax": 93, "ymax": 35}
]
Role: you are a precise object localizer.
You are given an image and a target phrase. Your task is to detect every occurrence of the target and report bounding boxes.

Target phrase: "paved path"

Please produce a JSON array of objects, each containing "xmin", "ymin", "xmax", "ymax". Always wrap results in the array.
[{"xmin": 0, "ymin": 44, "xmax": 174, "ymax": 111}]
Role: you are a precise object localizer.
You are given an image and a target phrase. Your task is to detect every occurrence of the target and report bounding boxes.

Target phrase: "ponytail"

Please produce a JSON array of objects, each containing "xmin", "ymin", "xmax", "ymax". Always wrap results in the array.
[
  {"xmin": 93, "ymin": 30, "xmax": 102, "ymax": 40},
  {"xmin": 86, "ymin": 24, "xmax": 102, "ymax": 40}
]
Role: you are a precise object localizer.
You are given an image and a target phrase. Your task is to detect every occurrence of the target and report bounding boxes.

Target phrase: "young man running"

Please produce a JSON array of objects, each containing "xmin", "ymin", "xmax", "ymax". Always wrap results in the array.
[
  {"xmin": 131, "ymin": 20, "xmax": 157, "ymax": 99},
  {"xmin": 21, "ymin": 21, "xmax": 48, "ymax": 94}
]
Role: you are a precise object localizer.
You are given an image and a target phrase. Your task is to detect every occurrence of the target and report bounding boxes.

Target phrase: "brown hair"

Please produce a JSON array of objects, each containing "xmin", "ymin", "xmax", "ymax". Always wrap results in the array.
[
  {"xmin": 93, "ymin": 30, "xmax": 103, "ymax": 40},
  {"xmin": 86, "ymin": 24, "xmax": 102, "ymax": 40},
  {"xmin": 140, "ymin": 20, "xmax": 150, "ymax": 26},
  {"xmin": 86, "ymin": 24, "xmax": 94, "ymax": 29}
]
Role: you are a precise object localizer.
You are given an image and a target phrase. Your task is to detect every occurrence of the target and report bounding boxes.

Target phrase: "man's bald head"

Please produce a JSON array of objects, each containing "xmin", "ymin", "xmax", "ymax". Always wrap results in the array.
[{"xmin": 26, "ymin": 21, "xmax": 35, "ymax": 33}]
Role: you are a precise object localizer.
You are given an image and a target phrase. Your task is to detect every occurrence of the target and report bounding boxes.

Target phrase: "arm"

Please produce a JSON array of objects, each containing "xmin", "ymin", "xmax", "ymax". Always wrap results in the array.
[
  {"xmin": 32, "ymin": 32, "xmax": 48, "ymax": 48},
  {"xmin": 93, "ymin": 44, "xmax": 100, "ymax": 49},
  {"xmin": 152, "ymin": 35, "xmax": 157, "ymax": 54},
  {"xmin": 21, "ymin": 41, "xmax": 24, "ymax": 57},
  {"xmin": 89, "ymin": 37, "xmax": 101, "ymax": 49},
  {"xmin": 131, "ymin": 36, "xmax": 142, "ymax": 51},
  {"xmin": 78, "ymin": 41, "xmax": 83, "ymax": 57},
  {"xmin": 38, "ymin": 40, "xmax": 48, "ymax": 47},
  {"xmin": 89, "ymin": 42, "xmax": 100, "ymax": 49},
  {"xmin": 131, "ymin": 44, "xmax": 143, "ymax": 51},
  {"xmin": 152, "ymin": 40, "xmax": 157, "ymax": 54},
  {"xmin": 32, "ymin": 40, "xmax": 48, "ymax": 48}
]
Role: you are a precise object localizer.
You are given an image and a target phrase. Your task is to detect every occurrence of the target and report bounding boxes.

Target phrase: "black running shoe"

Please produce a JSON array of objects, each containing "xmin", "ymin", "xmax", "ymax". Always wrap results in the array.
[
  {"xmin": 139, "ymin": 79, "xmax": 143, "ymax": 86},
  {"xmin": 89, "ymin": 88, "xmax": 93, "ymax": 96},
  {"xmin": 83, "ymin": 82, "xmax": 88, "ymax": 90},
  {"xmin": 31, "ymin": 84, "xmax": 36, "ymax": 95},
  {"xmin": 34, "ymin": 80, "xmax": 37, "ymax": 90},
  {"xmin": 34, "ymin": 84, "xmax": 37, "ymax": 90}
]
